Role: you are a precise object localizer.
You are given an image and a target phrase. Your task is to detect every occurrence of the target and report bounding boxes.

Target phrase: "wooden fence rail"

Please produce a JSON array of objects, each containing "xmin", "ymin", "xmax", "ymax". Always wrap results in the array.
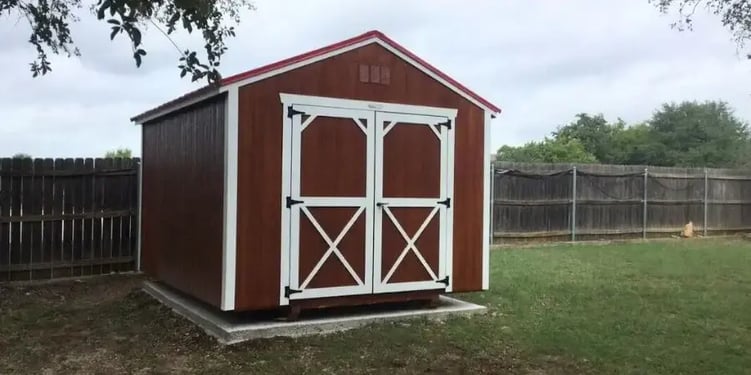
[
  {"xmin": 492, "ymin": 162, "xmax": 751, "ymax": 243},
  {"xmin": 0, "ymin": 157, "xmax": 140, "ymax": 281}
]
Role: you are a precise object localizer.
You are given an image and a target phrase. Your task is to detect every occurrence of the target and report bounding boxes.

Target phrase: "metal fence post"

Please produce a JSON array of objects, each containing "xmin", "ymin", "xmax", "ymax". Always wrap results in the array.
[
  {"xmin": 703, "ymin": 168, "xmax": 708, "ymax": 237},
  {"xmin": 571, "ymin": 166, "xmax": 577, "ymax": 242},
  {"xmin": 490, "ymin": 161, "xmax": 495, "ymax": 244},
  {"xmin": 643, "ymin": 168, "xmax": 648, "ymax": 239}
]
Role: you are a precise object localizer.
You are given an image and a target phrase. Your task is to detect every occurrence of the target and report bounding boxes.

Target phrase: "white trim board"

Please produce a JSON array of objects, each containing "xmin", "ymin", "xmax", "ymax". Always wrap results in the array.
[
  {"xmin": 221, "ymin": 87, "xmax": 239, "ymax": 311},
  {"xmin": 482, "ymin": 111, "xmax": 492, "ymax": 290},
  {"xmin": 279, "ymin": 104, "xmax": 292, "ymax": 306},
  {"xmin": 223, "ymin": 36, "xmax": 498, "ymax": 114},
  {"xmin": 280, "ymin": 93, "xmax": 458, "ymax": 119},
  {"xmin": 284, "ymin": 103, "xmax": 375, "ymax": 301},
  {"xmin": 445, "ymin": 115, "xmax": 456, "ymax": 293},
  {"xmin": 134, "ymin": 35, "xmax": 499, "ymax": 126}
]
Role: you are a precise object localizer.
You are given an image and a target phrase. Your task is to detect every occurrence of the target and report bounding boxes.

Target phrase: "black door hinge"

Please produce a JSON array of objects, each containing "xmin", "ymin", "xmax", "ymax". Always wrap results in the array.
[
  {"xmin": 287, "ymin": 106, "xmax": 305, "ymax": 118},
  {"xmin": 284, "ymin": 286, "xmax": 302, "ymax": 298},
  {"xmin": 436, "ymin": 275, "xmax": 450, "ymax": 286},
  {"xmin": 437, "ymin": 198, "xmax": 451, "ymax": 208},
  {"xmin": 286, "ymin": 196, "xmax": 304, "ymax": 208},
  {"xmin": 437, "ymin": 119, "xmax": 452, "ymax": 130}
]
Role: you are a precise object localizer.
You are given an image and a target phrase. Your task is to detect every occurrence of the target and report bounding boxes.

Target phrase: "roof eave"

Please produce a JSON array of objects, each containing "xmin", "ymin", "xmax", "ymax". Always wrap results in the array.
[
  {"xmin": 130, "ymin": 85, "xmax": 221, "ymax": 125},
  {"xmin": 130, "ymin": 30, "xmax": 502, "ymax": 124}
]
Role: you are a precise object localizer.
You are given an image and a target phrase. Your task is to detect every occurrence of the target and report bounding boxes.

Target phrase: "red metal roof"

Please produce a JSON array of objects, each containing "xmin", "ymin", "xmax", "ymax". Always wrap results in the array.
[{"xmin": 133, "ymin": 30, "xmax": 500, "ymax": 122}]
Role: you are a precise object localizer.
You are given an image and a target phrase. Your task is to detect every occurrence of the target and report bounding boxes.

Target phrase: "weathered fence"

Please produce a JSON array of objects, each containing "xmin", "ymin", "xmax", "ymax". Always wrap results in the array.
[
  {"xmin": 492, "ymin": 162, "xmax": 751, "ymax": 243},
  {"xmin": 0, "ymin": 158, "xmax": 139, "ymax": 281}
]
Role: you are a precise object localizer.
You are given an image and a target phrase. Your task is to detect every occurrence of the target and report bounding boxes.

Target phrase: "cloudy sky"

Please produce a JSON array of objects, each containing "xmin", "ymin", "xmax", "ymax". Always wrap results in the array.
[{"xmin": 1, "ymin": 0, "xmax": 750, "ymax": 157}]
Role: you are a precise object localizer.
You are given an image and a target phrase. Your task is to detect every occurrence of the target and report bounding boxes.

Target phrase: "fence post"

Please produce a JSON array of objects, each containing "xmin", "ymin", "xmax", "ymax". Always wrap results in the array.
[
  {"xmin": 571, "ymin": 166, "xmax": 577, "ymax": 242},
  {"xmin": 643, "ymin": 168, "xmax": 648, "ymax": 239},
  {"xmin": 703, "ymin": 168, "xmax": 708, "ymax": 237},
  {"xmin": 489, "ymin": 161, "xmax": 495, "ymax": 245}
]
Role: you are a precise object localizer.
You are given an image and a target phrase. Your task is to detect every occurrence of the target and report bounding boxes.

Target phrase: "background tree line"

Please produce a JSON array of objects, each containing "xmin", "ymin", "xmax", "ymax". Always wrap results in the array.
[{"xmin": 496, "ymin": 100, "xmax": 751, "ymax": 168}]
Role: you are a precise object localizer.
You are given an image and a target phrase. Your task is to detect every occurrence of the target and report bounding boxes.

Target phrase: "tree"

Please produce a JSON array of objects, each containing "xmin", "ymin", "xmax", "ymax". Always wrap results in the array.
[
  {"xmin": 105, "ymin": 148, "xmax": 132, "ymax": 158},
  {"xmin": 554, "ymin": 113, "xmax": 626, "ymax": 163},
  {"xmin": 12, "ymin": 153, "xmax": 32, "ymax": 159},
  {"xmin": 0, "ymin": 0, "xmax": 254, "ymax": 83},
  {"xmin": 496, "ymin": 137, "xmax": 598, "ymax": 164},
  {"xmin": 652, "ymin": 0, "xmax": 751, "ymax": 58},
  {"xmin": 607, "ymin": 123, "xmax": 668, "ymax": 165},
  {"xmin": 647, "ymin": 101, "xmax": 749, "ymax": 167}
]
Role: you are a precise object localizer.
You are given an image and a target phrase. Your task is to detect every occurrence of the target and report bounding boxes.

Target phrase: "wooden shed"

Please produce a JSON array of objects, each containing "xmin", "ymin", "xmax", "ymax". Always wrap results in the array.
[{"xmin": 132, "ymin": 30, "xmax": 501, "ymax": 314}]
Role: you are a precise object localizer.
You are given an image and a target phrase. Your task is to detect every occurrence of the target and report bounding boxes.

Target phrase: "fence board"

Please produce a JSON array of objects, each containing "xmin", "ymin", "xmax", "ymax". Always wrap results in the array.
[
  {"xmin": 100, "ymin": 158, "xmax": 114, "ymax": 275},
  {"xmin": 92, "ymin": 158, "xmax": 104, "ymax": 276},
  {"xmin": 82, "ymin": 158, "xmax": 94, "ymax": 276},
  {"xmin": 60, "ymin": 158, "xmax": 75, "ymax": 278},
  {"xmin": 111, "ymin": 158, "xmax": 124, "ymax": 272},
  {"xmin": 51, "ymin": 159, "xmax": 64, "ymax": 278},
  {"xmin": 493, "ymin": 161, "xmax": 751, "ymax": 243},
  {"xmin": 24, "ymin": 159, "xmax": 44, "ymax": 280},
  {"xmin": 39, "ymin": 159, "xmax": 54, "ymax": 280},
  {"xmin": 0, "ymin": 159, "xmax": 10, "ymax": 281},
  {"xmin": 0, "ymin": 157, "xmax": 139, "ymax": 281},
  {"xmin": 14, "ymin": 158, "xmax": 33, "ymax": 281}
]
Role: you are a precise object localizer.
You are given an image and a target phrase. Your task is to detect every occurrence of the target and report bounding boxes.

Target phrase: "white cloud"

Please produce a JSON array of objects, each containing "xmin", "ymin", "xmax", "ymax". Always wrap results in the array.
[{"xmin": 1, "ymin": 0, "xmax": 750, "ymax": 157}]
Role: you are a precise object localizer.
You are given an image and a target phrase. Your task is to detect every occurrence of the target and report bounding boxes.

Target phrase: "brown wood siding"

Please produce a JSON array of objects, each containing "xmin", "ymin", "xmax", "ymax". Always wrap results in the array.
[
  {"xmin": 236, "ymin": 43, "xmax": 485, "ymax": 310},
  {"xmin": 381, "ymin": 207, "xmax": 440, "ymax": 283},
  {"xmin": 300, "ymin": 207, "xmax": 366, "ymax": 288},
  {"xmin": 382, "ymin": 124, "xmax": 441, "ymax": 198},
  {"xmin": 300, "ymin": 117, "xmax": 367, "ymax": 197},
  {"xmin": 141, "ymin": 95, "xmax": 226, "ymax": 307}
]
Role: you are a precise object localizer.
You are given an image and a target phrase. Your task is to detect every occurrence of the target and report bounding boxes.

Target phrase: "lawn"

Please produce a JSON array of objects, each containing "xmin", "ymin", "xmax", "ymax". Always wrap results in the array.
[{"xmin": 1, "ymin": 239, "xmax": 750, "ymax": 374}]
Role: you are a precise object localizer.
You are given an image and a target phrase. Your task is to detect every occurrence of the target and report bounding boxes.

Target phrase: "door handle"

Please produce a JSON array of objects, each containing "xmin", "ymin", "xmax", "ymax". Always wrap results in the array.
[{"xmin": 376, "ymin": 202, "xmax": 389, "ymax": 207}]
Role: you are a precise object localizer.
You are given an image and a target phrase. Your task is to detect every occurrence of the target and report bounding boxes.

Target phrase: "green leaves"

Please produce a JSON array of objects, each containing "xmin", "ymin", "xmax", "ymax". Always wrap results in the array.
[
  {"xmin": 496, "ymin": 137, "xmax": 598, "ymax": 164},
  {"xmin": 8, "ymin": 0, "xmax": 252, "ymax": 84},
  {"xmin": 497, "ymin": 101, "xmax": 750, "ymax": 167},
  {"xmin": 654, "ymin": 1, "xmax": 751, "ymax": 60},
  {"xmin": 133, "ymin": 48, "xmax": 146, "ymax": 67}
]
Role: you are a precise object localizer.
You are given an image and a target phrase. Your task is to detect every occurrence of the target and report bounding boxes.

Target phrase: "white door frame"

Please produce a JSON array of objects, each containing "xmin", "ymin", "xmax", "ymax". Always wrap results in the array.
[
  {"xmin": 279, "ymin": 93, "xmax": 457, "ymax": 304},
  {"xmin": 286, "ymin": 105, "xmax": 374, "ymax": 300},
  {"xmin": 373, "ymin": 111, "xmax": 455, "ymax": 294}
]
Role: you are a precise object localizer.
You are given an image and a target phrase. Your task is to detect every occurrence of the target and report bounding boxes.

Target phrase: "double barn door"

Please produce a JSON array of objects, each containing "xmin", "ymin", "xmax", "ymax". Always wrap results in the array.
[{"xmin": 283, "ymin": 95, "xmax": 455, "ymax": 301}]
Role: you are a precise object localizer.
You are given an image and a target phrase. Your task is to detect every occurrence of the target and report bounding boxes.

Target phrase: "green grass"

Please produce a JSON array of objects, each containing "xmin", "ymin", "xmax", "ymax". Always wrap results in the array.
[
  {"xmin": 467, "ymin": 239, "xmax": 751, "ymax": 374},
  {"xmin": 1, "ymin": 239, "xmax": 750, "ymax": 374}
]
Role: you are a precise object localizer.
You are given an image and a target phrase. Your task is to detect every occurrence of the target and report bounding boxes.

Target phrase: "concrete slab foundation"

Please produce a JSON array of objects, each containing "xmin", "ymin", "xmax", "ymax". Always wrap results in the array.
[{"xmin": 143, "ymin": 281, "xmax": 487, "ymax": 345}]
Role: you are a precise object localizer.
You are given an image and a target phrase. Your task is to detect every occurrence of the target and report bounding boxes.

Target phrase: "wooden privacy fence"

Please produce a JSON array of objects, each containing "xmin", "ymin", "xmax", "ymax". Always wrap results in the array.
[
  {"xmin": 492, "ymin": 162, "xmax": 751, "ymax": 243},
  {"xmin": 0, "ymin": 158, "xmax": 139, "ymax": 281}
]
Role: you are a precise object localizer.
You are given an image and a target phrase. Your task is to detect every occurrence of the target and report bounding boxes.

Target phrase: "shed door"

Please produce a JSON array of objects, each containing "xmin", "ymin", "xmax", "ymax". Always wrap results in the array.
[
  {"xmin": 373, "ymin": 112, "xmax": 452, "ymax": 293},
  {"xmin": 286, "ymin": 105, "xmax": 375, "ymax": 300}
]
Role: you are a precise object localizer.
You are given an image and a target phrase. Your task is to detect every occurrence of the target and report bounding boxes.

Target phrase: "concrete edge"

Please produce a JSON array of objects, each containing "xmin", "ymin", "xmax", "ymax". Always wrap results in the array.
[
  {"xmin": 143, "ymin": 281, "xmax": 487, "ymax": 345},
  {"xmin": 143, "ymin": 281, "xmax": 233, "ymax": 344}
]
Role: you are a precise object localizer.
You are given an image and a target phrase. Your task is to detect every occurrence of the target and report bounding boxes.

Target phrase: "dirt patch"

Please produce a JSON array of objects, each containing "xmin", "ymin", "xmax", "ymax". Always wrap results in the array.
[{"xmin": 0, "ymin": 275, "xmax": 593, "ymax": 374}]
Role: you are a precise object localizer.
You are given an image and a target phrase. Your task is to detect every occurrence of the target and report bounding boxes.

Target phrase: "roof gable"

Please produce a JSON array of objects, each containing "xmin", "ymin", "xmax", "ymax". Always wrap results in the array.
[{"xmin": 132, "ymin": 30, "xmax": 500, "ymax": 123}]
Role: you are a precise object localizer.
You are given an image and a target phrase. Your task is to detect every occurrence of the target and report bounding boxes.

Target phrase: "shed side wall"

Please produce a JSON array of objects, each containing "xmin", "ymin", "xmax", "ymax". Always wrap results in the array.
[
  {"xmin": 236, "ymin": 43, "xmax": 484, "ymax": 310},
  {"xmin": 142, "ymin": 95, "xmax": 226, "ymax": 307}
]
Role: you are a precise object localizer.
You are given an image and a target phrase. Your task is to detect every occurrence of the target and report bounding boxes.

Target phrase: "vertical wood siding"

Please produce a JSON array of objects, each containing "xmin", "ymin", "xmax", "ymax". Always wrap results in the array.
[
  {"xmin": 141, "ymin": 95, "xmax": 226, "ymax": 307},
  {"xmin": 236, "ymin": 43, "xmax": 486, "ymax": 310},
  {"xmin": 0, "ymin": 158, "xmax": 139, "ymax": 280},
  {"xmin": 493, "ymin": 162, "xmax": 751, "ymax": 241}
]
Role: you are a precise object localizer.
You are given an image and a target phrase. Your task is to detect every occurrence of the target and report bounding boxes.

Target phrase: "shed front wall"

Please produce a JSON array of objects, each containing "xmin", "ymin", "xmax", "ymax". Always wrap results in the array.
[
  {"xmin": 142, "ymin": 95, "xmax": 226, "ymax": 308},
  {"xmin": 235, "ymin": 43, "xmax": 485, "ymax": 311}
]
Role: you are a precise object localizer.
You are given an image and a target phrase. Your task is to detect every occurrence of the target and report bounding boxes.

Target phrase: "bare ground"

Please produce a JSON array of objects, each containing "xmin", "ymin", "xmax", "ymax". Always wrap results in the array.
[{"xmin": 0, "ymin": 274, "xmax": 587, "ymax": 374}]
